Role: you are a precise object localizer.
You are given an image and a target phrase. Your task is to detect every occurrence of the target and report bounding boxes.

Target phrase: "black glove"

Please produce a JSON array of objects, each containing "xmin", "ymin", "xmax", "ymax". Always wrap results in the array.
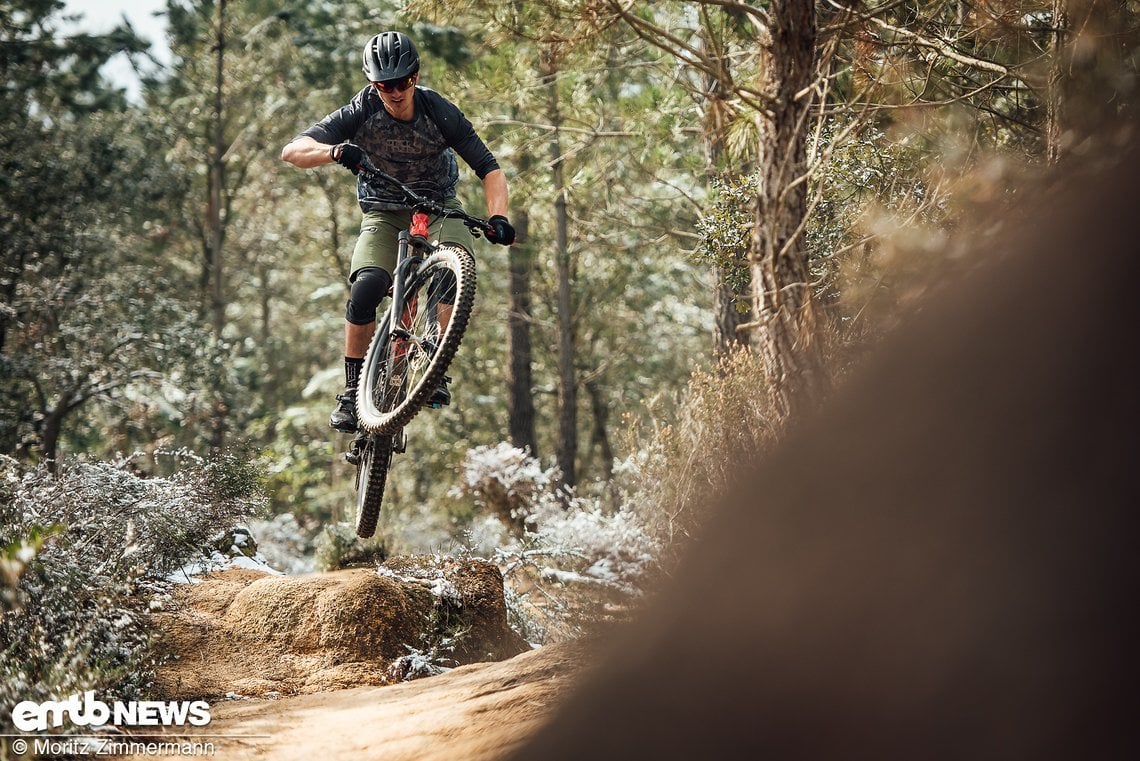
[
  {"xmin": 330, "ymin": 142, "xmax": 365, "ymax": 175},
  {"xmin": 485, "ymin": 215, "xmax": 516, "ymax": 246}
]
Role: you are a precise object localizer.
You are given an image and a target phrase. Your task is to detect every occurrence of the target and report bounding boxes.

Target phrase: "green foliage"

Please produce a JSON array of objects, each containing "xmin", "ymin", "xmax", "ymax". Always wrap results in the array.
[
  {"xmin": 807, "ymin": 119, "xmax": 943, "ymax": 322},
  {"xmin": 695, "ymin": 173, "xmax": 754, "ymax": 315},
  {"xmin": 446, "ymin": 4, "xmax": 708, "ymax": 481},
  {"xmin": 0, "ymin": 0, "xmax": 147, "ymax": 115},
  {"xmin": 1, "ymin": 8, "xmax": 202, "ymax": 464},
  {"xmin": 829, "ymin": 0, "xmax": 1058, "ymax": 155}
]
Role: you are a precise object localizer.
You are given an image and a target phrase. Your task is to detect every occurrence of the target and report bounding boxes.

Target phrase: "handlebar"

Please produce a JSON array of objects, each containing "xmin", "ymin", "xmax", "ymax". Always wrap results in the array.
[{"xmin": 357, "ymin": 167, "xmax": 492, "ymax": 239}]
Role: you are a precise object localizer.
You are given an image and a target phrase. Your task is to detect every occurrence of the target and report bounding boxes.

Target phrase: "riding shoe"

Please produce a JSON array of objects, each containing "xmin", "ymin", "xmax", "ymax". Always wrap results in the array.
[
  {"xmin": 329, "ymin": 387, "xmax": 358, "ymax": 433},
  {"xmin": 429, "ymin": 375, "xmax": 452, "ymax": 408}
]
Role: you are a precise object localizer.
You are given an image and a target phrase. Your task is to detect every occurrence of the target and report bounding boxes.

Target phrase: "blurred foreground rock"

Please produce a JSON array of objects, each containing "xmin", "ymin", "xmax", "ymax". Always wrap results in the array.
[{"xmin": 153, "ymin": 556, "xmax": 529, "ymax": 699}]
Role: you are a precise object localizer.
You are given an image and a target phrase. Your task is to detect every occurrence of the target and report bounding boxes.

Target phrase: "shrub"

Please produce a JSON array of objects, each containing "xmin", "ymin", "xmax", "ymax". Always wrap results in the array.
[
  {"xmin": 618, "ymin": 347, "xmax": 779, "ymax": 557},
  {"xmin": 313, "ymin": 522, "xmax": 387, "ymax": 571},
  {"xmin": 0, "ymin": 452, "xmax": 266, "ymax": 733},
  {"xmin": 456, "ymin": 442, "xmax": 558, "ymax": 536},
  {"xmin": 454, "ymin": 444, "xmax": 660, "ymax": 643},
  {"xmin": 450, "ymin": 348, "xmax": 783, "ymax": 643}
]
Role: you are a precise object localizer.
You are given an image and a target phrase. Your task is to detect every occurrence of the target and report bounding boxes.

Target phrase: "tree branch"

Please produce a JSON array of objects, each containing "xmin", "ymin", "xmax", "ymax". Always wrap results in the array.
[
  {"xmin": 606, "ymin": 0, "xmax": 775, "ymax": 115},
  {"xmin": 864, "ymin": 15, "xmax": 1013, "ymax": 77},
  {"xmin": 483, "ymin": 118, "xmax": 637, "ymax": 138},
  {"xmin": 690, "ymin": 0, "xmax": 771, "ymax": 29}
]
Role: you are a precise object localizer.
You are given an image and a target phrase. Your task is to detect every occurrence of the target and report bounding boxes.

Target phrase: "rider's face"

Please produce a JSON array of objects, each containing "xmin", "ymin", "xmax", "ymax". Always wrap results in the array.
[{"xmin": 373, "ymin": 73, "xmax": 418, "ymax": 121}]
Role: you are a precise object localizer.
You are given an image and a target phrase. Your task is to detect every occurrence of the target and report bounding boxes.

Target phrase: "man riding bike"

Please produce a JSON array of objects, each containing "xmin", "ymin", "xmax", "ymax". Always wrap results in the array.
[{"xmin": 280, "ymin": 30, "xmax": 515, "ymax": 433}]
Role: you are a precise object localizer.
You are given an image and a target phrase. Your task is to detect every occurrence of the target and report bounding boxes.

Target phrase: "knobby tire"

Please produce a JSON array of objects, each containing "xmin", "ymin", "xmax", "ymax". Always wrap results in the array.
[
  {"xmin": 355, "ymin": 435, "xmax": 393, "ymax": 538},
  {"xmin": 356, "ymin": 244, "xmax": 476, "ymax": 435}
]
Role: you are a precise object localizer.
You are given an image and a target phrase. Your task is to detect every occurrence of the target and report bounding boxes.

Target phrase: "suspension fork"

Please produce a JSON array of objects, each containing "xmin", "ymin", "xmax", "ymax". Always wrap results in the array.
[
  {"xmin": 390, "ymin": 216, "xmax": 434, "ymax": 341},
  {"xmin": 389, "ymin": 230, "xmax": 411, "ymax": 339}
]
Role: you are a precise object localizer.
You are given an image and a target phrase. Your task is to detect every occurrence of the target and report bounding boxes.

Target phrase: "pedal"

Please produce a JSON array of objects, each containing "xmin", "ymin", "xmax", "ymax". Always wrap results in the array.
[
  {"xmin": 393, "ymin": 430, "xmax": 408, "ymax": 454},
  {"xmin": 344, "ymin": 435, "xmax": 367, "ymax": 465}
]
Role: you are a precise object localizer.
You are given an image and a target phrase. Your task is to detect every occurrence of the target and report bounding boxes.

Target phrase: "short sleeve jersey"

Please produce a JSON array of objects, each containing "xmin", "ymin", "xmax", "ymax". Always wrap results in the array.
[{"xmin": 300, "ymin": 85, "xmax": 499, "ymax": 212}]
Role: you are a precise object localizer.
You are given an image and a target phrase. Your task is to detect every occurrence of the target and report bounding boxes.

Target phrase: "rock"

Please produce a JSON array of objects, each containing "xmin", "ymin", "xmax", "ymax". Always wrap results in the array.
[{"xmin": 210, "ymin": 525, "xmax": 258, "ymax": 559}]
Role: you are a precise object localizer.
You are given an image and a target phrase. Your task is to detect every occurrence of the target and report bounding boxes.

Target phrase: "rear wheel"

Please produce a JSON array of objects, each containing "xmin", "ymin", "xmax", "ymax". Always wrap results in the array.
[
  {"xmin": 354, "ymin": 434, "xmax": 393, "ymax": 539},
  {"xmin": 357, "ymin": 244, "xmax": 476, "ymax": 435}
]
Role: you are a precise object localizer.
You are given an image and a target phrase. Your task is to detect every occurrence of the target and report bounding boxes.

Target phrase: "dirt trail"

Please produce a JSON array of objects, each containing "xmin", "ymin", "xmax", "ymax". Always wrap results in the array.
[{"xmin": 120, "ymin": 641, "xmax": 581, "ymax": 761}]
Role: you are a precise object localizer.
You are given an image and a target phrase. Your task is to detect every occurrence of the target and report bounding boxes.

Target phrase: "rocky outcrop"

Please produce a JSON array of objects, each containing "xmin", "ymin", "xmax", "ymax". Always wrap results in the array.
[{"xmin": 153, "ymin": 556, "xmax": 530, "ymax": 699}]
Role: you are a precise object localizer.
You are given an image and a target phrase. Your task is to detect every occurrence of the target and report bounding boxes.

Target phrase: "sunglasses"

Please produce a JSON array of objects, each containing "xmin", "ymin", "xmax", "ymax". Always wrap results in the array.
[{"xmin": 372, "ymin": 74, "xmax": 416, "ymax": 94}]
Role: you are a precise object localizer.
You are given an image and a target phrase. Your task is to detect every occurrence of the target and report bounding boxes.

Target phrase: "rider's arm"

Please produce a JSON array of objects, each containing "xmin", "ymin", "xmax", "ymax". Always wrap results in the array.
[
  {"xmin": 282, "ymin": 88, "xmax": 372, "ymax": 168},
  {"xmin": 420, "ymin": 90, "xmax": 500, "ymax": 180},
  {"xmin": 482, "ymin": 169, "xmax": 509, "ymax": 218},
  {"xmin": 280, "ymin": 136, "xmax": 338, "ymax": 168}
]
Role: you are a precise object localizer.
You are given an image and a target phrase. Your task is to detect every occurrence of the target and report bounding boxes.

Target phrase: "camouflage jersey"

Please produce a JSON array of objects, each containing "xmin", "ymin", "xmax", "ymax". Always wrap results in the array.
[{"xmin": 300, "ymin": 85, "xmax": 500, "ymax": 212}]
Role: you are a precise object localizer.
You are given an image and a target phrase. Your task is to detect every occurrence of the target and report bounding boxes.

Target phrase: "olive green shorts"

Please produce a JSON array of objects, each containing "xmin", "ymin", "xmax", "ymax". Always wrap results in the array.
[{"xmin": 350, "ymin": 200, "xmax": 475, "ymax": 280}]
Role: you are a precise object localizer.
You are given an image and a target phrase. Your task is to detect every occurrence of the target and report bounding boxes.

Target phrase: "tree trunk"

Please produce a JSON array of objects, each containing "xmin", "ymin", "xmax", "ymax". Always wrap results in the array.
[
  {"xmin": 714, "ymin": 278, "xmax": 750, "ymax": 358},
  {"xmin": 37, "ymin": 384, "xmax": 80, "ymax": 475},
  {"xmin": 39, "ymin": 404, "xmax": 66, "ymax": 475},
  {"xmin": 506, "ymin": 209, "xmax": 538, "ymax": 457},
  {"xmin": 207, "ymin": 0, "xmax": 228, "ymax": 450},
  {"xmin": 258, "ymin": 260, "xmax": 278, "ymax": 440},
  {"xmin": 957, "ymin": 0, "xmax": 971, "ymax": 26},
  {"xmin": 544, "ymin": 52, "xmax": 577, "ymax": 489},
  {"xmin": 1045, "ymin": 0, "xmax": 1068, "ymax": 164},
  {"xmin": 751, "ymin": 0, "xmax": 826, "ymax": 424},
  {"xmin": 1047, "ymin": 0, "xmax": 1134, "ymax": 157},
  {"xmin": 585, "ymin": 378, "xmax": 619, "ymax": 508},
  {"xmin": 317, "ymin": 173, "xmax": 350, "ymax": 286}
]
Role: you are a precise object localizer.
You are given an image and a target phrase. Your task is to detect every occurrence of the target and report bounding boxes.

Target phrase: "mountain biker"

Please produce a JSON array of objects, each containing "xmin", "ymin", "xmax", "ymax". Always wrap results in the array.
[{"xmin": 280, "ymin": 30, "xmax": 515, "ymax": 434}]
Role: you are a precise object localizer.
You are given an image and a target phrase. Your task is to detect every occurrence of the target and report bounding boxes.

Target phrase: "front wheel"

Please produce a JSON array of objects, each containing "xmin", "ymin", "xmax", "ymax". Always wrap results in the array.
[{"xmin": 357, "ymin": 244, "xmax": 476, "ymax": 435}]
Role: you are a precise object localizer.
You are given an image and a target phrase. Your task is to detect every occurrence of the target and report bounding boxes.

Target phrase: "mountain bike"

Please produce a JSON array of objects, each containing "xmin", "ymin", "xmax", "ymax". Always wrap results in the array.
[{"xmin": 346, "ymin": 168, "xmax": 495, "ymax": 538}]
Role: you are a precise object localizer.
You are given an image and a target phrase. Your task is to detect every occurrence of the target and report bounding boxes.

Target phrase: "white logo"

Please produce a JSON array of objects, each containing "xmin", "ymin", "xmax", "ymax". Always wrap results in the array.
[{"xmin": 11, "ymin": 691, "xmax": 211, "ymax": 732}]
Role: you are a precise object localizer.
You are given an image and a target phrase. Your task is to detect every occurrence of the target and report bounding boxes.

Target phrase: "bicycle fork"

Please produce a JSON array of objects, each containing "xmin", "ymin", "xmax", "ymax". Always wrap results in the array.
[{"xmin": 389, "ymin": 212, "xmax": 431, "ymax": 333}]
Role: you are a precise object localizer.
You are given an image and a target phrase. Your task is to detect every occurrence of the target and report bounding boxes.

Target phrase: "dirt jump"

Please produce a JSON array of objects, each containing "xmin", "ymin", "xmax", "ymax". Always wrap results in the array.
[{"xmin": 122, "ymin": 559, "xmax": 584, "ymax": 760}]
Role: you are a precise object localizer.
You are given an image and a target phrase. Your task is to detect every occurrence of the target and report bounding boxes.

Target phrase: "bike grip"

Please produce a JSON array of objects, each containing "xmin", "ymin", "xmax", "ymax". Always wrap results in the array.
[{"xmin": 411, "ymin": 212, "xmax": 431, "ymax": 240}]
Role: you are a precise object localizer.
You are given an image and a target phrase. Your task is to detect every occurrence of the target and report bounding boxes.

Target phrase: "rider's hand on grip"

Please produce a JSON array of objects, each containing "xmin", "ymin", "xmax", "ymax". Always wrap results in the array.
[
  {"xmin": 331, "ymin": 142, "xmax": 366, "ymax": 175},
  {"xmin": 485, "ymin": 215, "xmax": 516, "ymax": 246}
]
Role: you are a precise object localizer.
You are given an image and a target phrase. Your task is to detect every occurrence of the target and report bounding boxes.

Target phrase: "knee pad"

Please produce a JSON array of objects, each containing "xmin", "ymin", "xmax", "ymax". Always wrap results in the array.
[{"xmin": 345, "ymin": 267, "xmax": 392, "ymax": 325}]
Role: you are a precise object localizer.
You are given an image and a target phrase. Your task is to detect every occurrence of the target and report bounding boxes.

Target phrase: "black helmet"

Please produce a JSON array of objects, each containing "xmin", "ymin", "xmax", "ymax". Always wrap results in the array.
[{"xmin": 362, "ymin": 31, "xmax": 419, "ymax": 82}]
